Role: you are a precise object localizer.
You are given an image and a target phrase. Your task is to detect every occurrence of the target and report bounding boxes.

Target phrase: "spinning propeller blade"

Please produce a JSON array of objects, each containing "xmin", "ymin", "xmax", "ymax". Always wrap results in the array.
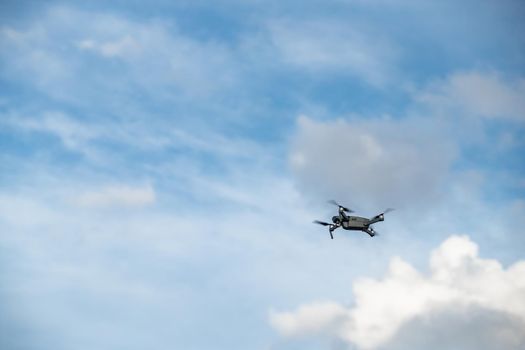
[
  {"xmin": 328, "ymin": 200, "xmax": 354, "ymax": 213},
  {"xmin": 383, "ymin": 208, "xmax": 395, "ymax": 214},
  {"xmin": 313, "ymin": 220, "xmax": 331, "ymax": 226},
  {"xmin": 313, "ymin": 220, "xmax": 336, "ymax": 239}
]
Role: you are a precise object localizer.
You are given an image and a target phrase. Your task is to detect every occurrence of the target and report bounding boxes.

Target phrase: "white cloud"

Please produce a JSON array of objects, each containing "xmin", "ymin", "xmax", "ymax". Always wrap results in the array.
[
  {"xmin": 75, "ymin": 184, "xmax": 156, "ymax": 208},
  {"xmin": 0, "ymin": 6, "xmax": 239, "ymax": 102},
  {"xmin": 269, "ymin": 302, "xmax": 348, "ymax": 337},
  {"xmin": 287, "ymin": 71, "xmax": 524, "ymax": 215},
  {"xmin": 417, "ymin": 71, "xmax": 525, "ymax": 121},
  {"xmin": 11, "ymin": 111, "xmax": 99, "ymax": 151},
  {"xmin": 289, "ymin": 115, "xmax": 456, "ymax": 210},
  {"xmin": 270, "ymin": 235, "xmax": 525, "ymax": 349},
  {"xmin": 0, "ymin": 195, "xmax": 61, "ymax": 229},
  {"xmin": 77, "ymin": 36, "xmax": 141, "ymax": 57},
  {"xmin": 3, "ymin": 108, "xmax": 267, "ymax": 164},
  {"xmin": 0, "ymin": 23, "xmax": 76, "ymax": 96},
  {"xmin": 0, "ymin": 168, "xmax": 340, "ymax": 350},
  {"xmin": 268, "ymin": 20, "xmax": 398, "ymax": 86}
]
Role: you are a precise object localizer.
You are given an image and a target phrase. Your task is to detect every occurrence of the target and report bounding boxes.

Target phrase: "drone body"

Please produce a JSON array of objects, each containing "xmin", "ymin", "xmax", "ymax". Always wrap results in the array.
[{"xmin": 314, "ymin": 200, "xmax": 393, "ymax": 239}]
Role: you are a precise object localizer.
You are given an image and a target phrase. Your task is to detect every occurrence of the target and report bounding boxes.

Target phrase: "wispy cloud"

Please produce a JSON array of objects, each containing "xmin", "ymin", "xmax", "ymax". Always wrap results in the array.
[
  {"xmin": 76, "ymin": 36, "xmax": 141, "ymax": 58},
  {"xmin": 0, "ymin": 6, "xmax": 240, "ymax": 103},
  {"xmin": 75, "ymin": 184, "xmax": 156, "ymax": 208},
  {"xmin": 416, "ymin": 71, "xmax": 525, "ymax": 121},
  {"xmin": 6, "ymin": 111, "xmax": 100, "ymax": 153},
  {"xmin": 267, "ymin": 19, "xmax": 399, "ymax": 86},
  {"xmin": 3, "ymin": 108, "xmax": 267, "ymax": 163}
]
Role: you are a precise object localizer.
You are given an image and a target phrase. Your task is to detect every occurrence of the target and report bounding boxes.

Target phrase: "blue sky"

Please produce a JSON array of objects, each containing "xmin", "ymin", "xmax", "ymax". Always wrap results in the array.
[{"xmin": 1, "ymin": 1, "xmax": 525, "ymax": 349}]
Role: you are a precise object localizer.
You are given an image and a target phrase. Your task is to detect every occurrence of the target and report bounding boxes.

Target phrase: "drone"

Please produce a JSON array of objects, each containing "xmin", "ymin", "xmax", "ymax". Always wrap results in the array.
[{"xmin": 314, "ymin": 200, "xmax": 394, "ymax": 239}]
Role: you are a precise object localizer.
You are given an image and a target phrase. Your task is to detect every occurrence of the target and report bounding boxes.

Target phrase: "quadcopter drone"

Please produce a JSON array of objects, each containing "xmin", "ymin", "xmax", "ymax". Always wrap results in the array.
[{"xmin": 314, "ymin": 200, "xmax": 394, "ymax": 239}]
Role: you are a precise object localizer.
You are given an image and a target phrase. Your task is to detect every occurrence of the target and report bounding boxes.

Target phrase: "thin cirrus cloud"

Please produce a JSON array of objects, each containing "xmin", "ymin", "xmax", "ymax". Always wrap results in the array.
[
  {"xmin": 0, "ymin": 6, "xmax": 239, "ymax": 102},
  {"xmin": 4, "ymin": 111, "xmax": 100, "ymax": 155},
  {"xmin": 2, "ymin": 110, "xmax": 263, "ymax": 159},
  {"xmin": 76, "ymin": 36, "xmax": 142, "ymax": 58},
  {"xmin": 267, "ymin": 19, "xmax": 399, "ymax": 86},
  {"xmin": 270, "ymin": 235, "xmax": 525, "ymax": 349}
]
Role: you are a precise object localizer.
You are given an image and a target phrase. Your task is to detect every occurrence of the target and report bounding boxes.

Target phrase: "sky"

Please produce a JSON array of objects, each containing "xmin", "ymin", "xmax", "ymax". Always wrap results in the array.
[{"xmin": 1, "ymin": 1, "xmax": 525, "ymax": 349}]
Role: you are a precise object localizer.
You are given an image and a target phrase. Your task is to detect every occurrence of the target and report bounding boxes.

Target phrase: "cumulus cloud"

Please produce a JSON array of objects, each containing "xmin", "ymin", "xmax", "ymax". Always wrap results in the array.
[
  {"xmin": 270, "ymin": 302, "xmax": 348, "ymax": 338},
  {"xmin": 270, "ymin": 235, "xmax": 525, "ymax": 349},
  {"xmin": 417, "ymin": 71, "xmax": 525, "ymax": 121},
  {"xmin": 289, "ymin": 115, "xmax": 456, "ymax": 210}
]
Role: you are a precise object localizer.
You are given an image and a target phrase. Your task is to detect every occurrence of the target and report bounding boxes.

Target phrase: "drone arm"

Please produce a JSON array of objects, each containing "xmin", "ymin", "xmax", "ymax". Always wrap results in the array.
[
  {"xmin": 368, "ymin": 213, "xmax": 384, "ymax": 225},
  {"xmin": 329, "ymin": 224, "xmax": 340, "ymax": 239}
]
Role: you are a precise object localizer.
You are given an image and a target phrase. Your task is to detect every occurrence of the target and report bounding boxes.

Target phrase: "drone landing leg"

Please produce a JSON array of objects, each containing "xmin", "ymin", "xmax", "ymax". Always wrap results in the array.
[
  {"xmin": 330, "ymin": 231, "xmax": 334, "ymax": 239},
  {"xmin": 365, "ymin": 229, "xmax": 375, "ymax": 237}
]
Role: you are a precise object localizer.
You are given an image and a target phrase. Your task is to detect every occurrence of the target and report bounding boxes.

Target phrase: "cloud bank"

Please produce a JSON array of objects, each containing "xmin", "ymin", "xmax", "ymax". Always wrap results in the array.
[{"xmin": 270, "ymin": 235, "xmax": 525, "ymax": 349}]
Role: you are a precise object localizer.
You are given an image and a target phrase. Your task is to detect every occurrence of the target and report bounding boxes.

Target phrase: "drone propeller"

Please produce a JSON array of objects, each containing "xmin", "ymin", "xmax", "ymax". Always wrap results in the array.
[
  {"xmin": 328, "ymin": 200, "xmax": 354, "ymax": 213},
  {"xmin": 383, "ymin": 208, "xmax": 395, "ymax": 214},
  {"xmin": 313, "ymin": 220, "xmax": 336, "ymax": 239},
  {"xmin": 371, "ymin": 208, "xmax": 395, "ymax": 222},
  {"xmin": 313, "ymin": 220, "xmax": 331, "ymax": 226}
]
